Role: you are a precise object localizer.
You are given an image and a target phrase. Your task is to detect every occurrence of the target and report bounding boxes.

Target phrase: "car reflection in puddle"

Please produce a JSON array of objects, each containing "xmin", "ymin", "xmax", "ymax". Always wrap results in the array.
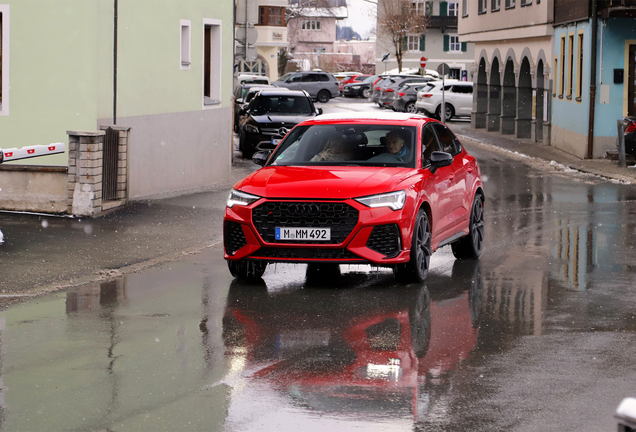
[{"xmin": 221, "ymin": 260, "xmax": 482, "ymax": 428}]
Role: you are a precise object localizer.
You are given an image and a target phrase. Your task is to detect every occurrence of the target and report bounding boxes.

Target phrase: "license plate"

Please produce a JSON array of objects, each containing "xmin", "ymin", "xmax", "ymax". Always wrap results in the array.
[
  {"xmin": 271, "ymin": 138, "xmax": 281, "ymax": 145},
  {"xmin": 275, "ymin": 227, "xmax": 331, "ymax": 241}
]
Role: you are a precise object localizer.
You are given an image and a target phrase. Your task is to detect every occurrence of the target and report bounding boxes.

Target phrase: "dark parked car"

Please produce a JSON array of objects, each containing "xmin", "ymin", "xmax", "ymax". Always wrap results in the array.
[
  {"xmin": 368, "ymin": 75, "xmax": 393, "ymax": 106},
  {"xmin": 238, "ymin": 89, "xmax": 322, "ymax": 158},
  {"xmin": 233, "ymin": 83, "xmax": 277, "ymax": 132},
  {"xmin": 379, "ymin": 76, "xmax": 433, "ymax": 109},
  {"xmin": 338, "ymin": 74, "xmax": 370, "ymax": 95},
  {"xmin": 342, "ymin": 75, "xmax": 380, "ymax": 98},
  {"xmin": 272, "ymin": 71, "xmax": 339, "ymax": 103},
  {"xmin": 392, "ymin": 82, "xmax": 430, "ymax": 113}
]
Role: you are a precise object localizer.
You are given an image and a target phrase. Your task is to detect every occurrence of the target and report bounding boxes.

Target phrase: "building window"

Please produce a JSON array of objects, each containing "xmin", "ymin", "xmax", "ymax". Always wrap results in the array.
[
  {"xmin": 259, "ymin": 6, "xmax": 285, "ymax": 26},
  {"xmin": 553, "ymin": 57, "xmax": 558, "ymax": 97},
  {"xmin": 448, "ymin": 2, "xmax": 458, "ymax": 16},
  {"xmin": 576, "ymin": 32, "xmax": 584, "ymax": 101},
  {"xmin": 462, "ymin": 0, "xmax": 469, "ymax": 17},
  {"xmin": 559, "ymin": 35, "xmax": 565, "ymax": 98},
  {"xmin": 492, "ymin": 0, "xmax": 501, "ymax": 11},
  {"xmin": 478, "ymin": 0, "xmax": 487, "ymax": 14},
  {"xmin": 567, "ymin": 33, "xmax": 574, "ymax": 99},
  {"xmin": 449, "ymin": 35, "xmax": 461, "ymax": 52},
  {"xmin": 180, "ymin": 20, "xmax": 191, "ymax": 69},
  {"xmin": 301, "ymin": 20, "xmax": 321, "ymax": 30},
  {"xmin": 411, "ymin": 1, "xmax": 425, "ymax": 14},
  {"xmin": 505, "ymin": 0, "xmax": 516, "ymax": 8},
  {"xmin": 521, "ymin": 0, "xmax": 532, "ymax": 5},
  {"xmin": 203, "ymin": 19, "xmax": 222, "ymax": 107},
  {"xmin": 407, "ymin": 35, "xmax": 420, "ymax": 51},
  {"xmin": 0, "ymin": 5, "xmax": 8, "ymax": 115}
]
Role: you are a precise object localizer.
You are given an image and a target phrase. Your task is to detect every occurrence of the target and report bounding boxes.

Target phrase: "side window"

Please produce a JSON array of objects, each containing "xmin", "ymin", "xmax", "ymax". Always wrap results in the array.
[
  {"xmin": 289, "ymin": 74, "xmax": 302, "ymax": 83},
  {"xmin": 452, "ymin": 85, "xmax": 472, "ymax": 94},
  {"xmin": 319, "ymin": 74, "xmax": 330, "ymax": 82},
  {"xmin": 433, "ymin": 124, "xmax": 460, "ymax": 155},
  {"xmin": 422, "ymin": 125, "xmax": 440, "ymax": 166},
  {"xmin": 303, "ymin": 74, "xmax": 319, "ymax": 82}
]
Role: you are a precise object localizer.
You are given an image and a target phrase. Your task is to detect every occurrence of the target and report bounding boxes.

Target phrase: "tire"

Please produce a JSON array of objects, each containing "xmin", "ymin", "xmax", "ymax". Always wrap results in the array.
[
  {"xmin": 435, "ymin": 104, "xmax": 454, "ymax": 121},
  {"xmin": 394, "ymin": 209, "xmax": 431, "ymax": 283},
  {"xmin": 227, "ymin": 260, "xmax": 267, "ymax": 280},
  {"xmin": 451, "ymin": 194, "xmax": 484, "ymax": 259},
  {"xmin": 362, "ymin": 88, "xmax": 371, "ymax": 98},
  {"xmin": 317, "ymin": 90, "xmax": 330, "ymax": 103},
  {"xmin": 405, "ymin": 102, "xmax": 417, "ymax": 114}
]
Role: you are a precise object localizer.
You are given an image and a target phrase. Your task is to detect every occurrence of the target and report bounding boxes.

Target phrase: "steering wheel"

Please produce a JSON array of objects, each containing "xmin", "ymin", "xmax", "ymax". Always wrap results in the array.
[{"xmin": 368, "ymin": 152, "xmax": 403, "ymax": 163}]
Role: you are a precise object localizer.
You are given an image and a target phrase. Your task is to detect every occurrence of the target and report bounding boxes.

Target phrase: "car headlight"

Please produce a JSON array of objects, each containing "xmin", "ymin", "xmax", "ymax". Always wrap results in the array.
[
  {"xmin": 352, "ymin": 85, "xmax": 361, "ymax": 89},
  {"xmin": 244, "ymin": 123, "xmax": 259, "ymax": 134},
  {"xmin": 354, "ymin": 190, "xmax": 406, "ymax": 210},
  {"xmin": 227, "ymin": 189, "xmax": 261, "ymax": 208}
]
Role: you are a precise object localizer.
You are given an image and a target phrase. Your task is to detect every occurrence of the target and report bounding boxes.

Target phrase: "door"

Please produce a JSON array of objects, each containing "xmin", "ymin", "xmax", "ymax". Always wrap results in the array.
[
  {"xmin": 450, "ymin": 84, "xmax": 473, "ymax": 116},
  {"xmin": 302, "ymin": 73, "xmax": 321, "ymax": 97},
  {"xmin": 285, "ymin": 73, "xmax": 303, "ymax": 91},
  {"xmin": 421, "ymin": 124, "xmax": 456, "ymax": 237},
  {"xmin": 629, "ymin": 44, "xmax": 636, "ymax": 116}
]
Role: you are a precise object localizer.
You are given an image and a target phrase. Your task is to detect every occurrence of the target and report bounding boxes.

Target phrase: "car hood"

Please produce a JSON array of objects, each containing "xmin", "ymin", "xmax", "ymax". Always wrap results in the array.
[
  {"xmin": 250, "ymin": 114, "xmax": 313, "ymax": 125},
  {"xmin": 234, "ymin": 166, "xmax": 416, "ymax": 199}
]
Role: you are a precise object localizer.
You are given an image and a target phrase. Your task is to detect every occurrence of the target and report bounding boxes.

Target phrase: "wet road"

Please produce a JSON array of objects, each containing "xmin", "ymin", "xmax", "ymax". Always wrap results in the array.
[{"xmin": 1, "ymin": 99, "xmax": 636, "ymax": 431}]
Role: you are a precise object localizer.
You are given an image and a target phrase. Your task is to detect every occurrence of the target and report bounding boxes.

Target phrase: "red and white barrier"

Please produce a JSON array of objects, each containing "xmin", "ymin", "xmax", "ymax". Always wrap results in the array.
[{"xmin": 0, "ymin": 143, "xmax": 66, "ymax": 163}]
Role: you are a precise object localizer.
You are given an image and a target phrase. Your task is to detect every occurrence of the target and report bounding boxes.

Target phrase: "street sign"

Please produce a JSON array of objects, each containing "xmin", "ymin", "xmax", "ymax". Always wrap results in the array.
[
  {"xmin": 420, "ymin": 56, "xmax": 427, "ymax": 68},
  {"xmin": 437, "ymin": 63, "xmax": 451, "ymax": 76},
  {"xmin": 381, "ymin": 53, "xmax": 390, "ymax": 62}
]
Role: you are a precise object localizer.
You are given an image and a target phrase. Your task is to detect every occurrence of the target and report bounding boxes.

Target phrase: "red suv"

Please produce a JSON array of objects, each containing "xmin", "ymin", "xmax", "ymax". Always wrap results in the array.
[{"xmin": 223, "ymin": 112, "xmax": 484, "ymax": 282}]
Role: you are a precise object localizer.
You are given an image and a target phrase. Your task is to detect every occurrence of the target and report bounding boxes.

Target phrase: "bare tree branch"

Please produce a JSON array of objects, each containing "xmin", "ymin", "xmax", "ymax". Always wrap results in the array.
[{"xmin": 377, "ymin": 0, "xmax": 428, "ymax": 72}]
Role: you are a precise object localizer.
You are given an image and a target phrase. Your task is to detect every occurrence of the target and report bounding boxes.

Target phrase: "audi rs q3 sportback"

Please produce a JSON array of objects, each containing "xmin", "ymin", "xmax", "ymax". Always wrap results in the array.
[{"xmin": 223, "ymin": 112, "xmax": 484, "ymax": 282}]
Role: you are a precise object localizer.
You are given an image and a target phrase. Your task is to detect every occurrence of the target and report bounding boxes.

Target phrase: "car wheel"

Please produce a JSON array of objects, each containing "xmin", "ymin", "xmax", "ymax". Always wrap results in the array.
[
  {"xmin": 317, "ymin": 90, "xmax": 331, "ymax": 103},
  {"xmin": 451, "ymin": 194, "xmax": 484, "ymax": 259},
  {"xmin": 227, "ymin": 260, "xmax": 267, "ymax": 279},
  {"xmin": 435, "ymin": 104, "xmax": 455, "ymax": 121},
  {"xmin": 405, "ymin": 102, "xmax": 417, "ymax": 113},
  {"xmin": 395, "ymin": 209, "xmax": 431, "ymax": 283},
  {"xmin": 363, "ymin": 88, "xmax": 371, "ymax": 98}
]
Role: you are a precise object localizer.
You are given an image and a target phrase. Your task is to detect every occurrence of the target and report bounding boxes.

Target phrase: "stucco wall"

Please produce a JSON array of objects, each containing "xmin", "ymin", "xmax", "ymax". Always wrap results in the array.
[
  {"xmin": 0, "ymin": 170, "xmax": 68, "ymax": 213},
  {"xmin": 107, "ymin": 107, "xmax": 232, "ymax": 200}
]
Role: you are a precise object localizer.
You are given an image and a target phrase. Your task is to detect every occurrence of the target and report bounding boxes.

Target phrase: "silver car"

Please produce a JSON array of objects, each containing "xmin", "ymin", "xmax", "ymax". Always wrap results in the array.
[{"xmin": 273, "ymin": 71, "xmax": 339, "ymax": 103}]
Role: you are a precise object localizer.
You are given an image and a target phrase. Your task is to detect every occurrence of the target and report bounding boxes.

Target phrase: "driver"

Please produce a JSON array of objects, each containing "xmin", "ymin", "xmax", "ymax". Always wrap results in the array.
[{"xmin": 385, "ymin": 130, "xmax": 406, "ymax": 158}]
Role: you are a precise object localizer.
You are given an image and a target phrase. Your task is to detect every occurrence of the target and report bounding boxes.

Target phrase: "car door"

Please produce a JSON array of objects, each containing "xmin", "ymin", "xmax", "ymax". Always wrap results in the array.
[
  {"xmin": 302, "ymin": 73, "xmax": 321, "ymax": 98},
  {"xmin": 285, "ymin": 73, "xmax": 303, "ymax": 91},
  {"xmin": 450, "ymin": 84, "xmax": 473, "ymax": 116},
  {"xmin": 431, "ymin": 123, "xmax": 470, "ymax": 229},
  {"xmin": 421, "ymin": 124, "xmax": 457, "ymax": 238}
]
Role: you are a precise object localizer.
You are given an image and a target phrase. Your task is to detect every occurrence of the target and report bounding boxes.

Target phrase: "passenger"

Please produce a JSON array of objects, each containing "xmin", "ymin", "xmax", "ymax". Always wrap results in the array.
[{"xmin": 311, "ymin": 136, "xmax": 354, "ymax": 162}]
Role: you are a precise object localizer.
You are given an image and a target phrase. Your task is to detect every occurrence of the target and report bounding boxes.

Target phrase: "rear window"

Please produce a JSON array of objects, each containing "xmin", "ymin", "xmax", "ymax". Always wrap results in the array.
[{"xmin": 268, "ymin": 124, "xmax": 417, "ymax": 168}]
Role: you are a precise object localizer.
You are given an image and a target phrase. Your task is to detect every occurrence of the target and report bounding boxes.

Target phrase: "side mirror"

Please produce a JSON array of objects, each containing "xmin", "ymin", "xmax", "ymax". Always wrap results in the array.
[
  {"xmin": 428, "ymin": 151, "xmax": 453, "ymax": 174},
  {"xmin": 236, "ymin": 98, "xmax": 243, "ymax": 104},
  {"xmin": 316, "ymin": 107, "xmax": 323, "ymax": 115},
  {"xmin": 252, "ymin": 150, "xmax": 272, "ymax": 167}
]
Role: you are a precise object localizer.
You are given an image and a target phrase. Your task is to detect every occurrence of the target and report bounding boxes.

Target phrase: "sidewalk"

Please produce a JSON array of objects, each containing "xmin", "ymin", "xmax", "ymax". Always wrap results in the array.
[{"xmin": 451, "ymin": 122, "xmax": 636, "ymax": 184}]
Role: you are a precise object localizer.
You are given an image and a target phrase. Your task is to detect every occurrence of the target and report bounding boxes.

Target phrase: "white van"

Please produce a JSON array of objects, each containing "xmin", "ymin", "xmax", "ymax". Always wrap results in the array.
[{"xmin": 236, "ymin": 74, "xmax": 270, "ymax": 87}]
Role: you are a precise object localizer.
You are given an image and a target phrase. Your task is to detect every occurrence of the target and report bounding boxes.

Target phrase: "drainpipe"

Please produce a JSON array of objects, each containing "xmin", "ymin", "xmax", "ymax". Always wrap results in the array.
[
  {"xmin": 587, "ymin": 0, "xmax": 598, "ymax": 159},
  {"xmin": 114, "ymin": 0, "xmax": 118, "ymax": 125}
]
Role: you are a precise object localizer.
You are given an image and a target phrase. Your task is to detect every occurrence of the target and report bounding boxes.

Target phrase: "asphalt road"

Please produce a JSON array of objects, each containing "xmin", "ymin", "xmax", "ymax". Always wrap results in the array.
[{"xmin": 1, "ymin": 97, "xmax": 636, "ymax": 431}]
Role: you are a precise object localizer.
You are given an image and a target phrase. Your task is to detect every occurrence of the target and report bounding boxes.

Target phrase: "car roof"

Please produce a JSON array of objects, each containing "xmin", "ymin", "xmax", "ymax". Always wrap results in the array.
[
  {"xmin": 301, "ymin": 112, "xmax": 432, "ymax": 126},
  {"xmin": 257, "ymin": 89, "xmax": 309, "ymax": 97}
]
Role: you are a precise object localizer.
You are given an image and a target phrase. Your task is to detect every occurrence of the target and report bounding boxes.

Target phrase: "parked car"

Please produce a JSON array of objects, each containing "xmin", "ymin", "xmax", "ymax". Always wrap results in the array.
[
  {"xmin": 368, "ymin": 75, "xmax": 394, "ymax": 106},
  {"xmin": 342, "ymin": 75, "xmax": 380, "ymax": 98},
  {"xmin": 338, "ymin": 74, "xmax": 370, "ymax": 95},
  {"xmin": 233, "ymin": 84, "xmax": 278, "ymax": 132},
  {"xmin": 392, "ymin": 82, "xmax": 431, "ymax": 113},
  {"xmin": 415, "ymin": 80, "xmax": 474, "ymax": 121},
  {"xmin": 237, "ymin": 89, "xmax": 322, "ymax": 158},
  {"xmin": 236, "ymin": 73, "xmax": 270, "ymax": 87},
  {"xmin": 272, "ymin": 71, "xmax": 339, "ymax": 103},
  {"xmin": 622, "ymin": 116, "xmax": 636, "ymax": 157},
  {"xmin": 379, "ymin": 76, "xmax": 434, "ymax": 109},
  {"xmin": 333, "ymin": 71, "xmax": 363, "ymax": 81},
  {"xmin": 224, "ymin": 112, "xmax": 485, "ymax": 282}
]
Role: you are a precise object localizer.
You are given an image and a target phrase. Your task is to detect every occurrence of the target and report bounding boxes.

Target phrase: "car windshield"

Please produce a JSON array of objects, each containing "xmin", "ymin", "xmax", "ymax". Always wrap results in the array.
[
  {"xmin": 277, "ymin": 73, "xmax": 293, "ymax": 82},
  {"xmin": 362, "ymin": 76, "xmax": 377, "ymax": 83},
  {"xmin": 251, "ymin": 96, "xmax": 313, "ymax": 115},
  {"xmin": 268, "ymin": 124, "xmax": 417, "ymax": 168}
]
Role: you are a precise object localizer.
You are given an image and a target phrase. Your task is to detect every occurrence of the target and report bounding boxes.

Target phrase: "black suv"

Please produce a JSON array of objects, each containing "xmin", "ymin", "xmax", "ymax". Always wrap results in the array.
[
  {"xmin": 233, "ymin": 84, "xmax": 277, "ymax": 132},
  {"xmin": 238, "ymin": 89, "xmax": 322, "ymax": 158}
]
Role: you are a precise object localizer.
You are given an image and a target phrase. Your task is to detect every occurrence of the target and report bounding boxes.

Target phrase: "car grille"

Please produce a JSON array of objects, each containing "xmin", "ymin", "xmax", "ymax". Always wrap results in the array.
[
  {"xmin": 252, "ymin": 201, "xmax": 359, "ymax": 244},
  {"xmin": 224, "ymin": 221, "xmax": 247, "ymax": 256},
  {"xmin": 366, "ymin": 224, "xmax": 401, "ymax": 258},
  {"xmin": 260, "ymin": 127, "xmax": 293, "ymax": 137},
  {"xmin": 251, "ymin": 247, "xmax": 363, "ymax": 261}
]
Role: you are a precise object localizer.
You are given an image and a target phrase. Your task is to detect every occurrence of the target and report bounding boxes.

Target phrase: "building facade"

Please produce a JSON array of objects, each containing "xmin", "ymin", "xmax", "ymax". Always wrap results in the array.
[
  {"xmin": 459, "ymin": 0, "xmax": 555, "ymax": 143},
  {"xmin": 375, "ymin": 0, "xmax": 474, "ymax": 79},
  {"xmin": 0, "ymin": 0, "xmax": 234, "ymax": 214},
  {"xmin": 551, "ymin": 0, "xmax": 636, "ymax": 158},
  {"xmin": 235, "ymin": 0, "xmax": 288, "ymax": 79}
]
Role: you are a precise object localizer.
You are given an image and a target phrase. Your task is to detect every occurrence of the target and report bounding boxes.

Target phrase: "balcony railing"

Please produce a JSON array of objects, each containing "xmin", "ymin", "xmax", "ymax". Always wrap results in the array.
[{"xmin": 426, "ymin": 15, "xmax": 458, "ymax": 29}]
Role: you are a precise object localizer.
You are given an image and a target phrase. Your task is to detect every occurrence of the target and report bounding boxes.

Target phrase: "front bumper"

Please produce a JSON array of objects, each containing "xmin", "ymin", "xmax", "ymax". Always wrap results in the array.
[{"xmin": 224, "ymin": 199, "xmax": 412, "ymax": 265}]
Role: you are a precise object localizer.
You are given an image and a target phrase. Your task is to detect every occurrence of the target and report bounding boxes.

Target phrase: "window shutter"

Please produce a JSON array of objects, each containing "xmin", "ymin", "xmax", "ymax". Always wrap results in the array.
[
  {"xmin": 440, "ymin": 1, "xmax": 448, "ymax": 16},
  {"xmin": 420, "ymin": 34, "xmax": 426, "ymax": 51},
  {"xmin": 443, "ymin": 35, "xmax": 449, "ymax": 52},
  {"xmin": 402, "ymin": 36, "xmax": 408, "ymax": 51},
  {"xmin": 425, "ymin": 1, "xmax": 433, "ymax": 16},
  {"xmin": 461, "ymin": 42, "xmax": 467, "ymax": 52}
]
